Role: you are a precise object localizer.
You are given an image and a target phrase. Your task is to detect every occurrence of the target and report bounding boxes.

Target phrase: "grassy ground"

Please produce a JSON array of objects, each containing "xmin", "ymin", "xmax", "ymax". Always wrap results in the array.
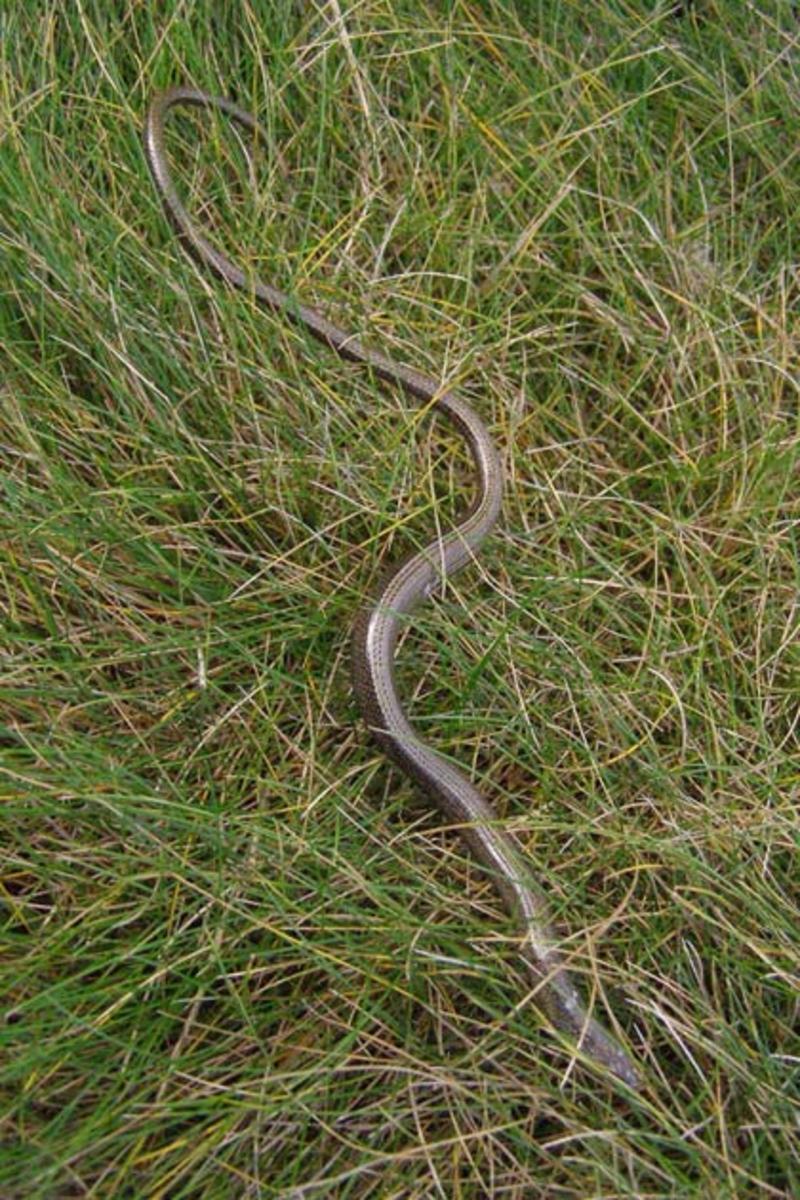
[{"xmin": 2, "ymin": 1, "xmax": 798, "ymax": 1195}]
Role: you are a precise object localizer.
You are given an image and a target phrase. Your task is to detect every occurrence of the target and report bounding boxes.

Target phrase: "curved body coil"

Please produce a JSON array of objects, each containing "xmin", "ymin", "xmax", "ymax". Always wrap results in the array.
[{"xmin": 143, "ymin": 87, "xmax": 639, "ymax": 1089}]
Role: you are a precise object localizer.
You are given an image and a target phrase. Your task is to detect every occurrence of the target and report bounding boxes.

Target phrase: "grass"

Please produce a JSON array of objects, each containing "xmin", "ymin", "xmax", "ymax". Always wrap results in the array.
[{"xmin": 1, "ymin": 0, "xmax": 798, "ymax": 1195}]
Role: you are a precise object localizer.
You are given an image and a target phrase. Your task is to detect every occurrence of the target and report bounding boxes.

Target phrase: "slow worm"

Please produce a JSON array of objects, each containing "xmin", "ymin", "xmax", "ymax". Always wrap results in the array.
[{"xmin": 143, "ymin": 86, "xmax": 640, "ymax": 1089}]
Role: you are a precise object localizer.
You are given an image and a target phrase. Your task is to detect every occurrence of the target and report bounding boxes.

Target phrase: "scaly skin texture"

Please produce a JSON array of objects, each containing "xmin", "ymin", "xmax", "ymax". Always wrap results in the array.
[{"xmin": 143, "ymin": 87, "xmax": 641, "ymax": 1090}]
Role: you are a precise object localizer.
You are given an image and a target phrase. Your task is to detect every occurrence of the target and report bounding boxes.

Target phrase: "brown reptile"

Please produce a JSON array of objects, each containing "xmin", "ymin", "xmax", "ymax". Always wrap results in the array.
[{"xmin": 143, "ymin": 86, "xmax": 640, "ymax": 1090}]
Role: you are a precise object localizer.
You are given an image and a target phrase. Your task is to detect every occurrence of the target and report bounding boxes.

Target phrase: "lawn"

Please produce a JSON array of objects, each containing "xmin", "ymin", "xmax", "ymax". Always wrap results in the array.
[{"xmin": 1, "ymin": 1, "xmax": 798, "ymax": 1196}]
